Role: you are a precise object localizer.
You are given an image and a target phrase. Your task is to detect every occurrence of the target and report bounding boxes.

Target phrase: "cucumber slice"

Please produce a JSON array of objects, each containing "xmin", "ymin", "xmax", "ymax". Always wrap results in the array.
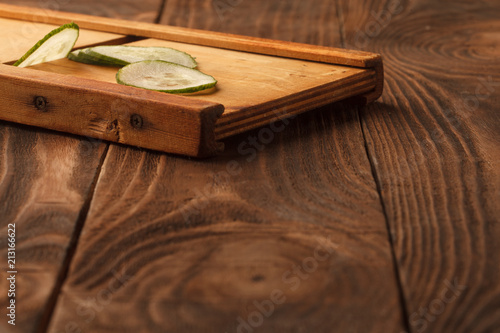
[
  {"xmin": 87, "ymin": 45, "xmax": 197, "ymax": 68},
  {"xmin": 68, "ymin": 48, "xmax": 119, "ymax": 66},
  {"xmin": 116, "ymin": 60, "xmax": 217, "ymax": 94},
  {"xmin": 14, "ymin": 22, "xmax": 79, "ymax": 67}
]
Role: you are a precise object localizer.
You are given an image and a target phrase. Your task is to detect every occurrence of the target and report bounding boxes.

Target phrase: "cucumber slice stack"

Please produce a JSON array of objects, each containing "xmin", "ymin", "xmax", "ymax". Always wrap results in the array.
[{"xmin": 14, "ymin": 22, "xmax": 79, "ymax": 68}]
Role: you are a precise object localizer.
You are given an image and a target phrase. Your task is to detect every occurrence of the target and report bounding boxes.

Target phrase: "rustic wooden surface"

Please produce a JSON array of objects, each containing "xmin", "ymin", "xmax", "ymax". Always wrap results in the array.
[
  {"xmin": 46, "ymin": 0, "xmax": 405, "ymax": 332},
  {"xmin": 340, "ymin": 1, "xmax": 500, "ymax": 332},
  {"xmin": 0, "ymin": 1, "xmax": 499, "ymax": 333},
  {"xmin": 0, "ymin": 124, "xmax": 107, "ymax": 333}
]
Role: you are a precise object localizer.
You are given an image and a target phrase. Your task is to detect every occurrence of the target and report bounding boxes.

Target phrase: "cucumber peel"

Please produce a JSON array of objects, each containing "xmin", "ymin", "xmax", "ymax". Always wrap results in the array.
[
  {"xmin": 116, "ymin": 60, "xmax": 216, "ymax": 94},
  {"xmin": 14, "ymin": 22, "xmax": 79, "ymax": 67}
]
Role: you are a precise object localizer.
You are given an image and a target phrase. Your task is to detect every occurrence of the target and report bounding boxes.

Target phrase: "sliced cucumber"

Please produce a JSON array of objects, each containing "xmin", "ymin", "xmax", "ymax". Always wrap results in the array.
[
  {"xmin": 14, "ymin": 22, "xmax": 79, "ymax": 67},
  {"xmin": 116, "ymin": 60, "xmax": 216, "ymax": 94},
  {"xmin": 87, "ymin": 45, "xmax": 197, "ymax": 68},
  {"xmin": 68, "ymin": 48, "xmax": 119, "ymax": 66}
]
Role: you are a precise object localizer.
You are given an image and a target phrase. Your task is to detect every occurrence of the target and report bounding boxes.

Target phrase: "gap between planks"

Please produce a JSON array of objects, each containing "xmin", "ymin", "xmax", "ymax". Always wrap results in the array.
[
  {"xmin": 36, "ymin": 144, "xmax": 110, "ymax": 333},
  {"xmin": 38, "ymin": 1, "xmax": 167, "ymax": 328},
  {"xmin": 335, "ymin": 2, "xmax": 411, "ymax": 331},
  {"xmin": 358, "ymin": 106, "xmax": 412, "ymax": 333},
  {"xmin": 154, "ymin": 0, "xmax": 168, "ymax": 24}
]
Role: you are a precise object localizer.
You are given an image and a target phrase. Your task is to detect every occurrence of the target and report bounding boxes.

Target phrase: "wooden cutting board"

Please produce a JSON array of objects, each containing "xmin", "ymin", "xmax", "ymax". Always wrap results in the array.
[{"xmin": 0, "ymin": 4, "xmax": 383, "ymax": 157}]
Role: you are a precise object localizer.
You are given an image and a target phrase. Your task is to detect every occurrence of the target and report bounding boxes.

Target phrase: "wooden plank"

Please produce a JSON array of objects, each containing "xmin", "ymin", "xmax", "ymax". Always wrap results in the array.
[
  {"xmin": 340, "ymin": 0, "xmax": 500, "ymax": 332},
  {"xmin": 0, "ymin": 2, "xmax": 164, "ymax": 332},
  {"xmin": 0, "ymin": 17, "xmax": 127, "ymax": 64},
  {"xmin": 47, "ymin": 109, "xmax": 407, "ymax": 333},
  {"xmin": 160, "ymin": 0, "xmax": 343, "ymax": 46},
  {"xmin": 0, "ymin": 0, "xmax": 164, "ymax": 22},
  {"xmin": 0, "ymin": 123, "xmax": 107, "ymax": 332},
  {"xmin": 47, "ymin": 1, "xmax": 407, "ymax": 332}
]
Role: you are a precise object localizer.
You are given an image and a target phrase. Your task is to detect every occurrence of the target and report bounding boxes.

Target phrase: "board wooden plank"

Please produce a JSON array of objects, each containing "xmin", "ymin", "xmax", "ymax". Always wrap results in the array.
[
  {"xmin": 0, "ymin": 63, "xmax": 225, "ymax": 157},
  {"xmin": 46, "ymin": 1, "xmax": 407, "ymax": 332},
  {"xmin": 340, "ymin": 0, "xmax": 500, "ymax": 332},
  {"xmin": 0, "ymin": 17, "xmax": 127, "ymax": 64}
]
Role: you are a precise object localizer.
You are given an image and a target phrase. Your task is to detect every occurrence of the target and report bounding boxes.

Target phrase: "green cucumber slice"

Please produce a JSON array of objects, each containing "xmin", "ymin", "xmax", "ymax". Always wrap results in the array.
[
  {"xmin": 68, "ymin": 48, "xmax": 119, "ymax": 66},
  {"xmin": 87, "ymin": 45, "xmax": 197, "ymax": 68},
  {"xmin": 14, "ymin": 22, "xmax": 79, "ymax": 67},
  {"xmin": 116, "ymin": 60, "xmax": 217, "ymax": 94}
]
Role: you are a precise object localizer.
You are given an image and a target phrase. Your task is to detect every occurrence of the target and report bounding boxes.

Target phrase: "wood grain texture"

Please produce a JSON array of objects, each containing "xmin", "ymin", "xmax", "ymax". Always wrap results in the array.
[
  {"xmin": 0, "ymin": 0, "xmax": 164, "ymax": 22},
  {"xmin": 0, "ymin": 123, "xmax": 107, "ymax": 332},
  {"xmin": 340, "ymin": 0, "xmax": 500, "ymax": 332},
  {"xmin": 160, "ymin": 0, "xmax": 342, "ymax": 45},
  {"xmin": 48, "ymin": 106, "xmax": 406, "ymax": 333},
  {"xmin": 47, "ymin": 1, "xmax": 406, "ymax": 332}
]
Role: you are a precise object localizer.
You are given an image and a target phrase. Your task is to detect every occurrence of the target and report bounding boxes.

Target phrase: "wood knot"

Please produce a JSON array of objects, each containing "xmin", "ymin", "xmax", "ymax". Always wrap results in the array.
[{"xmin": 251, "ymin": 274, "xmax": 265, "ymax": 282}]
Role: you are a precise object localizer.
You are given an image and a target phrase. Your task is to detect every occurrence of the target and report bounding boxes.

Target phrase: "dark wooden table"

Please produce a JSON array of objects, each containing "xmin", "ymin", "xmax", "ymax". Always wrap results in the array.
[{"xmin": 1, "ymin": 0, "xmax": 499, "ymax": 332}]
